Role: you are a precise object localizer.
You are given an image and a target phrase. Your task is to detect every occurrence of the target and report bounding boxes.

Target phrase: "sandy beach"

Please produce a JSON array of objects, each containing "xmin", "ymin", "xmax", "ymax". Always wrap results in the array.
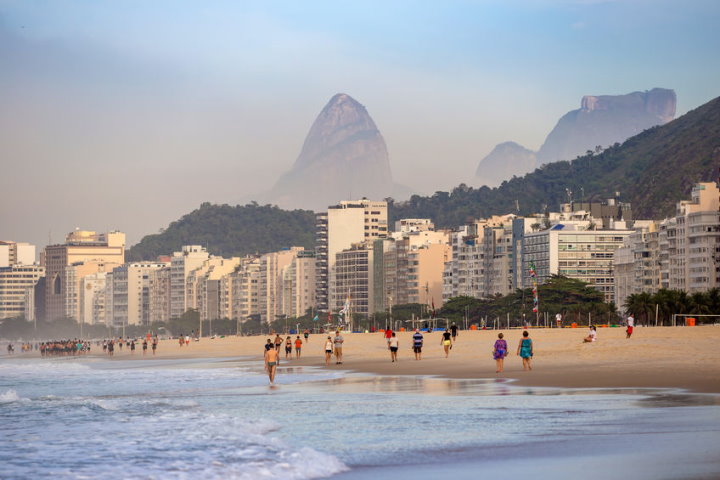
[{"xmin": 65, "ymin": 325, "xmax": 720, "ymax": 394}]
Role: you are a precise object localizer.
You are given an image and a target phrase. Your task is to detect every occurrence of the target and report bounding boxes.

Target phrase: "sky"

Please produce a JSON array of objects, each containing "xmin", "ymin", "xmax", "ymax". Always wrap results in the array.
[{"xmin": 1, "ymin": 0, "xmax": 718, "ymax": 250}]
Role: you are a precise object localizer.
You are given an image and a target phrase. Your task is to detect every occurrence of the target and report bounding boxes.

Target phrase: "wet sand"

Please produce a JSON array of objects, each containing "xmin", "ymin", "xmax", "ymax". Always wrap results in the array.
[{"xmin": 69, "ymin": 325, "xmax": 720, "ymax": 394}]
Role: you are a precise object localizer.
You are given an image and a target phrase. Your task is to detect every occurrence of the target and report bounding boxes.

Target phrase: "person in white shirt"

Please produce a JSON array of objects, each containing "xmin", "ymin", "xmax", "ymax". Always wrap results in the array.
[
  {"xmin": 626, "ymin": 315, "xmax": 635, "ymax": 339},
  {"xmin": 387, "ymin": 332, "xmax": 399, "ymax": 362},
  {"xmin": 583, "ymin": 326, "xmax": 597, "ymax": 343}
]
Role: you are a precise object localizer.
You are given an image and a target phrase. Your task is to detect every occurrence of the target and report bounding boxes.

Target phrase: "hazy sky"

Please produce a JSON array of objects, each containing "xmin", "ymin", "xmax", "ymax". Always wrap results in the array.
[{"xmin": 1, "ymin": 0, "xmax": 718, "ymax": 250}]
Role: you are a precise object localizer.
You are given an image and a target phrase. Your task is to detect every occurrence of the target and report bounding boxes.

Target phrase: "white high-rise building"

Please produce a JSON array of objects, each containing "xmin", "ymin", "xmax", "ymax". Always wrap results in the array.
[
  {"xmin": 170, "ymin": 246, "xmax": 209, "ymax": 318},
  {"xmin": 316, "ymin": 199, "xmax": 388, "ymax": 312},
  {"xmin": 110, "ymin": 262, "xmax": 168, "ymax": 328}
]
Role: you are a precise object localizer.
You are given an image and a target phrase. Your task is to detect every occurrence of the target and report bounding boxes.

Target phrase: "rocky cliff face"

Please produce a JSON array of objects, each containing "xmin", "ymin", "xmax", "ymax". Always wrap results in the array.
[
  {"xmin": 475, "ymin": 88, "xmax": 676, "ymax": 185},
  {"xmin": 536, "ymin": 88, "xmax": 676, "ymax": 165},
  {"xmin": 475, "ymin": 141, "xmax": 536, "ymax": 187},
  {"xmin": 265, "ymin": 93, "xmax": 394, "ymax": 210}
]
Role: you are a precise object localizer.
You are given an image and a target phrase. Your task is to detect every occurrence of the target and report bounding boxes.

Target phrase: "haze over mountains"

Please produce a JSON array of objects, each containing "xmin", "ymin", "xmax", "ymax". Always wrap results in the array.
[
  {"xmin": 260, "ymin": 93, "xmax": 409, "ymax": 211},
  {"xmin": 131, "ymin": 93, "xmax": 719, "ymax": 257},
  {"xmin": 475, "ymin": 88, "xmax": 677, "ymax": 187}
]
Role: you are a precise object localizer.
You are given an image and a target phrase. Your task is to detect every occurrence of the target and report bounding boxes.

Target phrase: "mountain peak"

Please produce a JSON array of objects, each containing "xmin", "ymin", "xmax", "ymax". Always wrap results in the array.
[{"xmin": 261, "ymin": 93, "xmax": 394, "ymax": 210}]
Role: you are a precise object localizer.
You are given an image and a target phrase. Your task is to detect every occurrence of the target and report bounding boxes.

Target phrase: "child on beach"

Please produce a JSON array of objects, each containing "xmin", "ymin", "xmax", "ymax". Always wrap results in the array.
[
  {"xmin": 517, "ymin": 331, "xmax": 533, "ymax": 370},
  {"xmin": 583, "ymin": 326, "xmax": 597, "ymax": 343},
  {"xmin": 324, "ymin": 336, "xmax": 333, "ymax": 366},
  {"xmin": 493, "ymin": 333, "xmax": 508, "ymax": 373}
]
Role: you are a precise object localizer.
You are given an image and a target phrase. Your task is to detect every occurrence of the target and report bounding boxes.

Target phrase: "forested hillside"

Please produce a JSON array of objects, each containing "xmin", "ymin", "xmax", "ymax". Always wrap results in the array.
[
  {"xmin": 390, "ymin": 95, "xmax": 720, "ymax": 227},
  {"xmin": 127, "ymin": 203, "xmax": 316, "ymax": 260}
]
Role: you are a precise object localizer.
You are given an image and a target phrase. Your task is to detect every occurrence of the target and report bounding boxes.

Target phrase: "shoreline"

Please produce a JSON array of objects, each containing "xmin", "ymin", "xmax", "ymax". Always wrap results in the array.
[{"xmin": 4, "ymin": 326, "xmax": 719, "ymax": 394}]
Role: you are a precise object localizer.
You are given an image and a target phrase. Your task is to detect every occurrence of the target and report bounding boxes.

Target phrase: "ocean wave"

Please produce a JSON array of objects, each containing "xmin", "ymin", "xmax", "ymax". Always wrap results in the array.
[{"xmin": 0, "ymin": 389, "xmax": 23, "ymax": 403}]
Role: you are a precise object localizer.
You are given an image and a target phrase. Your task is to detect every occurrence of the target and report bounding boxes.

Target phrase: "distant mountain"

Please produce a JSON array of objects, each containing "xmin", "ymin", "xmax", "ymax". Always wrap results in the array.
[
  {"xmin": 127, "ymin": 203, "xmax": 315, "ymax": 261},
  {"xmin": 261, "ymin": 93, "xmax": 396, "ymax": 210},
  {"xmin": 535, "ymin": 88, "xmax": 676, "ymax": 166},
  {"xmin": 475, "ymin": 88, "xmax": 676, "ymax": 186},
  {"xmin": 395, "ymin": 94, "xmax": 719, "ymax": 227},
  {"xmin": 475, "ymin": 142, "xmax": 536, "ymax": 187}
]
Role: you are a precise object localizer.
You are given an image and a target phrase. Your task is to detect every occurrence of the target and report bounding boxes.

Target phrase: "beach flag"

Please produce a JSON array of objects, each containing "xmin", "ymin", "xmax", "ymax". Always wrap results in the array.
[
  {"xmin": 530, "ymin": 261, "xmax": 539, "ymax": 313},
  {"xmin": 312, "ymin": 314, "xmax": 319, "ymax": 322},
  {"xmin": 431, "ymin": 298, "xmax": 436, "ymax": 319},
  {"xmin": 339, "ymin": 295, "xmax": 350, "ymax": 316}
]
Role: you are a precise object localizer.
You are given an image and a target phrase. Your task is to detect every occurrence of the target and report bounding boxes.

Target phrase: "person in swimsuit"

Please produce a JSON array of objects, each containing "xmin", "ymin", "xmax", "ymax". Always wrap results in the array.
[
  {"xmin": 265, "ymin": 345, "xmax": 279, "ymax": 385},
  {"xmin": 388, "ymin": 332, "xmax": 399, "ymax": 362},
  {"xmin": 450, "ymin": 323, "xmax": 458, "ymax": 341},
  {"xmin": 265, "ymin": 339, "xmax": 273, "ymax": 351},
  {"xmin": 493, "ymin": 333, "xmax": 508, "ymax": 373},
  {"xmin": 274, "ymin": 334, "xmax": 283, "ymax": 351},
  {"xmin": 142, "ymin": 339, "xmax": 147, "ymax": 355},
  {"xmin": 304, "ymin": 329, "xmax": 310, "ymax": 343},
  {"xmin": 294, "ymin": 336, "xmax": 302, "ymax": 359},
  {"xmin": 517, "ymin": 331, "xmax": 533, "ymax": 370},
  {"xmin": 324, "ymin": 336, "xmax": 333, "ymax": 366},
  {"xmin": 441, "ymin": 328, "xmax": 452, "ymax": 358},
  {"xmin": 130, "ymin": 340, "xmax": 135, "ymax": 354},
  {"xmin": 152, "ymin": 337, "xmax": 158, "ymax": 355},
  {"xmin": 285, "ymin": 336, "xmax": 292, "ymax": 359}
]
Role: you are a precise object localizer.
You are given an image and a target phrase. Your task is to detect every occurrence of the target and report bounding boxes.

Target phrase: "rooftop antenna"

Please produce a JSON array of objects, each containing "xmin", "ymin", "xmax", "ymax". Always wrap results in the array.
[{"xmin": 565, "ymin": 188, "xmax": 573, "ymax": 204}]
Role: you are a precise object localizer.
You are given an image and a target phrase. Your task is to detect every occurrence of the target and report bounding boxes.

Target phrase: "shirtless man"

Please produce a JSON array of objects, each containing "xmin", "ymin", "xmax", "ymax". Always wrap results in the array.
[{"xmin": 264, "ymin": 341, "xmax": 279, "ymax": 385}]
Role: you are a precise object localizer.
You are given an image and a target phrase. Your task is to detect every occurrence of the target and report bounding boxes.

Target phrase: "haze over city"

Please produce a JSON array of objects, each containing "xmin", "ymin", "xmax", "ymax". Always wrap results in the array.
[{"xmin": 1, "ymin": 0, "xmax": 719, "ymax": 248}]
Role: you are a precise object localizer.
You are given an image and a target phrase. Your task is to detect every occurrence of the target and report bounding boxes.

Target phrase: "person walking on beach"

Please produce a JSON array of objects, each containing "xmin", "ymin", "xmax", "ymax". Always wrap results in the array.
[
  {"xmin": 185, "ymin": 334, "xmax": 190, "ymax": 346},
  {"xmin": 265, "ymin": 342, "xmax": 279, "ymax": 385},
  {"xmin": 626, "ymin": 315, "xmax": 634, "ymax": 339},
  {"xmin": 334, "ymin": 330, "xmax": 344, "ymax": 364},
  {"xmin": 388, "ymin": 332, "xmax": 399, "ymax": 362},
  {"xmin": 384, "ymin": 328, "xmax": 393, "ymax": 341},
  {"xmin": 516, "ymin": 331, "xmax": 533, "ymax": 370},
  {"xmin": 450, "ymin": 323, "xmax": 458, "ymax": 342},
  {"xmin": 304, "ymin": 329, "xmax": 310, "ymax": 343},
  {"xmin": 285, "ymin": 336, "xmax": 292, "ymax": 360},
  {"xmin": 441, "ymin": 328, "xmax": 452, "ymax": 358},
  {"xmin": 142, "ymin": 339, "xmax": 148, "ymax": 355},
  {"xmin": 265, "ymin": 339, "xmax": 273, "ymax": 351},
  {"xmin": 178, "ymin": 335, "xmax": 184, "ymax": 348},
  {"xmin": 493, "ymin": 333, "xmax": 508, "ymax": 373},
  {"xmin": 324, "ymin": 336, "xmax": 334, "ymax": 366},
  {"xmin": 152, "ymin": 336, "xmax": 158, "ymax": 355},
  {"xmin": 412, "ymin": 328, "xmax": 424, "ymax": 360},
  {"xmin": 274, "ymin": 334, "xmax": 283, "ymax": 352},
  {"xmin": 130, "ymin": 340, "xmax": 135, "ymax": 354},
  {"xmin": 583, "ymin": 326, "xmax": 597, "ymax": 343},
  {"xmin": 295, "ymin": 336, "xmax": 302, "ymax": 358}
]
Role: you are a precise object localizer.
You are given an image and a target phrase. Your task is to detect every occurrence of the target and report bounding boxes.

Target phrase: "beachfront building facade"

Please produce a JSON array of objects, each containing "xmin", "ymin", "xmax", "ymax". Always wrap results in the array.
[
  {"xmin": 169, "ymin": 245, "xmax": 210, "ymax": 318},
  {"xmin": 109, "ymin": 262, "xmax": 168, "ymax": 328},
  {"xmin": 523, "ymin": 225, "xmax": 632, "ymax": 303},
  {"xmin": 281, "ymin": 250, "xmax": 316, "ymax": 319},
  {"xmin": 0, "ymin": 264, "xmax": 45, "ymax": 320},
  {"xmin": 229, "ymin": 257, "xmax": 261, "ymax": 322},
  {"xmin": 43, "ymin": 230, "xmax": 125, "ymax": 321},
  {"xmin": 64, "ymin": 260, "xmax": 122, "ymax": 322},
  {"xmin": 614, "ymin": 182, "xmax": 720, "ymax": 308},
  {"xmin": 333, "ymin": 243, "xmax": 373, "ymax": 317},
  {"xmin": 315, "ymin": 199, "xmax": 388, "ymax": 313},
  {"xmin": 190, "ymin": 257, "xmax": 242, "ymax": 323},
  {"xmin": 80, "ymin": 272, "xmax": 109, "ymax": 325},
  {"xmin": 147, "ymin": 266, "xmax": 171, "ymax": 324},
  {"xmin": 0, "ymin": 241, "xmax": 36, "ymax": 267}
]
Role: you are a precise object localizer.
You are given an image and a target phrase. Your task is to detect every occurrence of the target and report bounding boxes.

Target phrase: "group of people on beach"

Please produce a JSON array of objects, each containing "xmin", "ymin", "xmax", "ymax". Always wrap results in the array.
[
  {"xmin": 38, "ymin": 340, "xmax": 91, "ymax": 356},
  {"xmin": 262, "ymin": 330, "xmax": 312, "ymax": 384},
  {"xmin": 102, "ymin": 337, "xmax": 157, "ymax": 355},
  {"xmin": 492, "ymin": 331, "xmax": 533, "ymax": 373}
]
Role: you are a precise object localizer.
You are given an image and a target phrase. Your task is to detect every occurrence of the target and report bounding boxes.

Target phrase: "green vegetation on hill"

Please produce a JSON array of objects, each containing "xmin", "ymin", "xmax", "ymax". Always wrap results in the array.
[
  {"xmin": 127, "ymin": 202, "xmax": 316, "ymax": 261},
  {"xmin": 390, "ymin": 95, "xmax": 720, "ymax": 227}
]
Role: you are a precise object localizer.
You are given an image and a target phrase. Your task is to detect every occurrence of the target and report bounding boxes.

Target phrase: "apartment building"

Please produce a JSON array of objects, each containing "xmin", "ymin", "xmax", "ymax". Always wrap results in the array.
[
  {"xmin": 0, "ymin": 264, "xmax": 45, "ymax": 320},
  {"xmin": 43, "ymin": 230, "xmax": 125, "ymax": 321},
  {"xmin": 109, "ymin": 262, "xmax": 168, "ymax": 327},
  {"xmin": 80, "ymin": 272, "xmax": 109, "ymax": 325},
  {"xmin": 169, "ymin": 245, "xmax": 209, "ymax": 318},
  {"xmin": 0, "ymin": 241, "xmax": 36, "ymax": 267},
  {"xmin": 315, "ymin": 199, "xmax": 388, "ymax": 312},
  {"xmin": 281, "ymin": 250, "xmax": 316, "ymax": 319}
]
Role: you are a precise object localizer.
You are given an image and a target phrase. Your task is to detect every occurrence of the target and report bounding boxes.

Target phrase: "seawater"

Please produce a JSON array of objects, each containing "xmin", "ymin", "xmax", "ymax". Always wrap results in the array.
[{"xmin": 1, "ymin": 357, "xmax": 718, "ymax": 480}]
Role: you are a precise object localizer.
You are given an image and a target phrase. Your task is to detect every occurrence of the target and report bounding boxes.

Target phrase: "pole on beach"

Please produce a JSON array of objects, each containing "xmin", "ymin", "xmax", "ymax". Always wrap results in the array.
[
  {"xmin": 655, "ymin": 304, "xmax": 659, "ymax": 327},
  {"xmin": 507, "ymin": 313, "xmax": 510, "ymax": 330}
]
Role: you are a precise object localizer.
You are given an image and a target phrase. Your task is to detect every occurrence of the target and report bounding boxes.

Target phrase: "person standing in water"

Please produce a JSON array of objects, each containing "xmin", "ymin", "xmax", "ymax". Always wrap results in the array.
[
  {"xmin": 441, "ymin": 328, "xmax": 452, "ymax": 358},
  {"xmin": 387, "ymin": 332, "xmax": 399, "ymax": 362},
  {"xmin": 264, "ymin": 341, "xmax": 279, "ymax": 385},
  {"xmin": 517, "ymin": 331, "xmax": 533, "ymax": 370},
  {"xmin": 493, "ymin": 333, "xmax": 508, "ymax": 373}
]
